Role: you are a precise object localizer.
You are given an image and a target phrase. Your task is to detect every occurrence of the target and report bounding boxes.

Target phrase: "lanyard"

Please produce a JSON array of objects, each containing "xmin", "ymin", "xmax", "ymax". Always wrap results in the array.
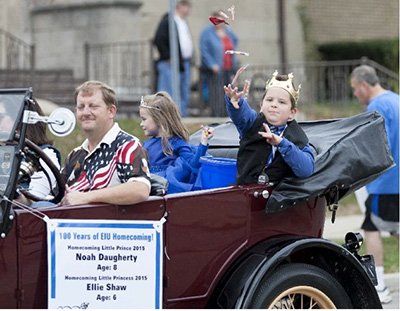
[{"xmin": 266, "ymin": 124, "xmax": 287, "ymax": 167}]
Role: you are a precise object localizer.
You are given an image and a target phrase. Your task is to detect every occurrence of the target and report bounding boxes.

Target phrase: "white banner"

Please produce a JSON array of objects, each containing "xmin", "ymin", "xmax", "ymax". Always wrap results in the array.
[{"xmin": 46, "ymin": 218, "xmax": 165, "ymax": 309}]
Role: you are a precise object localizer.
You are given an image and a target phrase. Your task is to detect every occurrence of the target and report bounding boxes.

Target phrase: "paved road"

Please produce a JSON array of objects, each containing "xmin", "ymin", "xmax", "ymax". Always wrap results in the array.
[
  {"xmin": 324, "ymin": 214, "xmax": 399, "ymax": 309},
  {"xmin": 384, "ymin": 273, "xmax": 399, "ymax": 309},
  {"xmin": 323, "ymin": 214, "xmax": 391, "ymax": 241}
]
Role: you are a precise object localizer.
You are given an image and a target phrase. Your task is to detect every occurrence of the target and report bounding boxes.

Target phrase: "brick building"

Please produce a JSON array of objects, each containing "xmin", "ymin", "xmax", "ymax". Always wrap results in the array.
[{"xmin": 299, "ymin": 0, "xmax": 399, "ymax": 60}]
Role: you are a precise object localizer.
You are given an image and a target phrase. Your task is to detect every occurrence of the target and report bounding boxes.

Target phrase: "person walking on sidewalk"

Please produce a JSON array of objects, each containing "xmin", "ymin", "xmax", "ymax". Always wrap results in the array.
[{"xmin": 350, "ymin": 65, "xmax": 399, "ymax": 304}]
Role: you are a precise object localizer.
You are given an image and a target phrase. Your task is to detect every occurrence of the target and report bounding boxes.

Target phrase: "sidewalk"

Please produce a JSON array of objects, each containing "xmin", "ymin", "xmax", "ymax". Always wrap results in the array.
[
  {"xmin": 324, "ymin": 214, "xmax": 399, "ymax": 309},
  {"xmin": 323, "ymin": 214, "xmax": 390, "ymax": 240},
  {"xmin": 384, "ymin": 273, "xmax": 399, "ymax": 309}
]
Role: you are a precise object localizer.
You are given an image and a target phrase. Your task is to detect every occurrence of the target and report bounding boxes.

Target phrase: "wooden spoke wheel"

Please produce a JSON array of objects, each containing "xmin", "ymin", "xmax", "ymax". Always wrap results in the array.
[
  {"xmin": 249, "ymin": 263, "xmax": 353, "ymax": 309},
  {"xmin": 267, "ymin": 285, "xmax": 336, "ymax": 309}
]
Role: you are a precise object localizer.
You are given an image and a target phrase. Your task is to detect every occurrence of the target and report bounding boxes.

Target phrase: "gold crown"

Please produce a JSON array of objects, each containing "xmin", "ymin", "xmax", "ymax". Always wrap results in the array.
[{"xmin": 265, "ymin": 70, "xmax": 301, "ymax": 105}]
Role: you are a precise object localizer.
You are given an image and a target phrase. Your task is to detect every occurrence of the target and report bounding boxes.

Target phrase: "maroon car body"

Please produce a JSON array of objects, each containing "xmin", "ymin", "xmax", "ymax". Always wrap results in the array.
[
  {"xmin": 0, "ymin": 185, "xmax": 380, "ymax": 309},
  {"xmin": 0, "ymin": 89, "xmax": 382, "ymax": 309}
]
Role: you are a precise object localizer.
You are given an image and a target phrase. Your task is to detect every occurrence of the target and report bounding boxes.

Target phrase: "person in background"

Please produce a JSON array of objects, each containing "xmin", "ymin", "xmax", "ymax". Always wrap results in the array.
[
  {"xmin": 15, "ymin": 100, "xmax": 62, "ymax": 207},
  {"xmin": 350, "ymin": 65, "xmax": 399, "ymax": 304},
  {"xmin": 200, "ymin": 10, "xmax": 238, "ymax": 117},
  {"xmin": 154, "ymin": 0, "xmax": 194, "ymax": 117},
  {"xmin": 139, "ymin": 91, "xmax": 213, "ymax": 193}
]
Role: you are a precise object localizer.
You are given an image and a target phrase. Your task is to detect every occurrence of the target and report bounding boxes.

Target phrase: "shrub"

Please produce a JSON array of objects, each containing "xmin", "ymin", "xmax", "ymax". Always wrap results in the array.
[{"xmin": 318, "ymin": 39, "xmax": 399, "ymax": 73}]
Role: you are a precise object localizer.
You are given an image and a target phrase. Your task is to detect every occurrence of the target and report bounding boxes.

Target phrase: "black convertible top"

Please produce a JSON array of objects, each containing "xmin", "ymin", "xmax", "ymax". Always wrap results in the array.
[{"xmin": 190, "ymin": 111, "xmax": 395, "ymax": 213}]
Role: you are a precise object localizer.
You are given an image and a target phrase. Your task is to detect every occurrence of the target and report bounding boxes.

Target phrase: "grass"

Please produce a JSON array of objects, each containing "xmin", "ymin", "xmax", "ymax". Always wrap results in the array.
[
  {"xmin": 301, "ymin": 99, "xmax": 364, "ymax": 120},
  {"xmin": 334, "ymin": 237, "xmax": 399, "ymax": 273},
  {"xmin": 339, "ymin": 192, "xmax": 358, "ymax": 206},
  {"xmin": 327, "ymin": 193, "xmax": 362, "ymax": 217}
]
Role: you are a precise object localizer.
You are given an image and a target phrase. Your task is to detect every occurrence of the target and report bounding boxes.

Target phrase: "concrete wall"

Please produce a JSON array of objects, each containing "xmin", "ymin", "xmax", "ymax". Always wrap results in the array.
[
  {"xmin": 31, "ymin": 0, "xmax": 142, "ymax": 78},
  {"xmin": 0, "ymin": 0, "xmax": 35, "ymax": 44},
  {"xmin": 2, "ymin": 0, "xmax": 398, "ymax": 78},
  {"xmin": 0, "ymin": 0, "xmax": 305, "ymax": 79},
  {"xmin": 0, "ymin": 0, "xmax": 33, "ymax": 43},
  {"xmin": 140, "ymin": 0, "xmax": 305, "ymax": 67},
  {"xmin": 0, "ymin": 68, "xmax": 83, "ymax": 108}
]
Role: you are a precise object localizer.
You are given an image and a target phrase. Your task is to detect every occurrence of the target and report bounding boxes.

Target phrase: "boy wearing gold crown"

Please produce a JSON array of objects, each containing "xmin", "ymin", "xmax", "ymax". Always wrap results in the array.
[{"xmin": 224, "ymin": 70, "xmax": 314, "ymax": 185}]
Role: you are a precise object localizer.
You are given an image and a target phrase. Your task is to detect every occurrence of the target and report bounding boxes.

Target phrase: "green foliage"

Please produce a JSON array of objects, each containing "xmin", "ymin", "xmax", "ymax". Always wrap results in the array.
[
  {"xmin": 49, "ymin": 126, "xmax": 82, "ymax": 165},
  {"xmin": 318, "ymin": 39, "xmax": 399, "ymax": 73},
  {"xmin": 377, "ymin": 237, "xmax": 400, "ymax": 273},
  {"xmin": 338, "ymin": 193, "xmax": 357, "ymax": 206},
  {"xmin": 296, "ymin": 2, "xmax": 320, "ymax": 60}
]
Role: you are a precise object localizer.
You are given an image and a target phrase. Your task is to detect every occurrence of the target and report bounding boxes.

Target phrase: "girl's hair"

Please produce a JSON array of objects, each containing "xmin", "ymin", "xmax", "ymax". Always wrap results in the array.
[
  {"xmin": 262, "ymin": 74, "xmax": 297, "ymax": 109},
  {"xmin": 26, "ymin": 99, "xmax": 54, "ymax": 146},
  {"xmin": 141, "ymin": 91, "xmax": 189, "ymax": 155}
]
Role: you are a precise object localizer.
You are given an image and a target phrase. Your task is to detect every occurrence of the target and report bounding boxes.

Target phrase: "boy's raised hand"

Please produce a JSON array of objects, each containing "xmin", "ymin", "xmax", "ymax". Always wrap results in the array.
[
  {"xmin": 258, "ymin": 123, "xmax": 283, "ymax": 146},
  {"xmin": 224, "ymin": 84, "xmax": 243, "ymax": 109}
]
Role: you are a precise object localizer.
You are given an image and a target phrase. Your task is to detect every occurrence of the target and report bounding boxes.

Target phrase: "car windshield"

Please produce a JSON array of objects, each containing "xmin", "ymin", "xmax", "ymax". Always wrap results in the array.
[
  {"xmin": 0, "ymin": 93, "xmax": 25, "ymax": 142},
  {"xmin": 0, "ymin": 145, "xmax": 15, "ymax": 196},
  {"xmin": 0, "ymin": 91, "xmax": 28, "ymax": 225}
]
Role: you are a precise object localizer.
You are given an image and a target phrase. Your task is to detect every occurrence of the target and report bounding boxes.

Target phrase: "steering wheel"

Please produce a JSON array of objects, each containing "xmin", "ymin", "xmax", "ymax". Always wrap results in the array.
[{"xmin": 16, "ymin": 134, "xmax": 65, "ymax": 203}]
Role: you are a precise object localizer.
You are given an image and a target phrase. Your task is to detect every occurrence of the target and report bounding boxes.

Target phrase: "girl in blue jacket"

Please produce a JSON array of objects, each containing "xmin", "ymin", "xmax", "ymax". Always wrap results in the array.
[{"xmin": 140, "ymin": 91, "xmax": 213, "ymax": 193}]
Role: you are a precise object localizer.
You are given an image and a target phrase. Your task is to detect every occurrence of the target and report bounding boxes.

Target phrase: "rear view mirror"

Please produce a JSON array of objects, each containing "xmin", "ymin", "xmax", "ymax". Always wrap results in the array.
[
  {"xmin": 23, "ymin": 107, "xmax": 76, "ymax": 137},
  {"xmin": 48, "ymin": 108, "xmax": 76, "ymax": 136}
]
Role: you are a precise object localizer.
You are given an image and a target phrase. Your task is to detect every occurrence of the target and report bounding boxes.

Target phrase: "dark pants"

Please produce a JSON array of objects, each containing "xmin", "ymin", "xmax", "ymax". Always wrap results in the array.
[
  {"xmin": 362, "ymin": 194, "xmax": 399, "ymax": 233},
  {"xmin": 201, "ymin": 69, "xmax": 234, "ymax": 117}
]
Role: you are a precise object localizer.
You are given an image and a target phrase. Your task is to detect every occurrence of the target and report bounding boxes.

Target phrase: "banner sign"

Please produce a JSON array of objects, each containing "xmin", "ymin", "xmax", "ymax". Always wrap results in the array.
[{"xmin": 46, "ymin": 218, "xmax": 165, "ymax": 309}]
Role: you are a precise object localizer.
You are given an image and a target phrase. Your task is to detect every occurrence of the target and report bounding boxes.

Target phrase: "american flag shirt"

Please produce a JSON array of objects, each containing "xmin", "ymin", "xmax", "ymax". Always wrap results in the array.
[{"xmin": 61, "ymin": 123, "xmax": 151, "ymax": 192}]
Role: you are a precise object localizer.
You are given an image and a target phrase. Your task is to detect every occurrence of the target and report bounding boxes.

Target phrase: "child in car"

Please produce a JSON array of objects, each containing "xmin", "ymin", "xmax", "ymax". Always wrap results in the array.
[
  {"xmin": 139, "ymin": 91, "xmax": 214, "ymax": 193},
  {"xmin": 224, "ymin": 70, "xmax": 314, "ymax": 185}
]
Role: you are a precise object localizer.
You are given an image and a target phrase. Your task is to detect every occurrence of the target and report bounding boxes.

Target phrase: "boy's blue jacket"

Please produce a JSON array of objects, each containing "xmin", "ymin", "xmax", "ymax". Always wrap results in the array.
[{"xmin": 225, "ymin": 95, "xmax": 315, "ymax": 183}]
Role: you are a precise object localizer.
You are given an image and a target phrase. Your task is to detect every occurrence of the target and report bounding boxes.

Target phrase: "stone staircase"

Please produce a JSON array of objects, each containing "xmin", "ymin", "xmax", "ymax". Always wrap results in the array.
[{"xmin": 0, "ymin": 69, "xmax": 84, "ymax": 110}]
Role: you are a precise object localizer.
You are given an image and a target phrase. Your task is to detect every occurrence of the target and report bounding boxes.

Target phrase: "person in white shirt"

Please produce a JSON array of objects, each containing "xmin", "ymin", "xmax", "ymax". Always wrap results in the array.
[
  {"xmin": 16, "ymin": 99, "xmax": 62, "ymax": 206},
  {"xmin": 154, "ymin": 0, "xmax": 194, "ymax": 117}
]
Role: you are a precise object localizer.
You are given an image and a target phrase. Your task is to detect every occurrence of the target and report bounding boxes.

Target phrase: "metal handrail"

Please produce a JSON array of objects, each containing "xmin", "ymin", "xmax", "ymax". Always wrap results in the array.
[
  {"xmin": 0, "ymin": 28, "xmax": 31, "ymax": 49},
  {"xmin": 362, "ymin": 57, "xmax": 399, "ymax": 79},
  {"xmin": 84, "ymin": 39, "xmax": 399, "ymax": 117},
  {"xmin": 88, "ymin": 40, "xmax": 149, "ymax": 49},
  {"xmin": 242, "ymin": 58, "xmax": 398, "ymax": 78},
  {"xmin": 0, "ymin": 28, "xmax": 34, "ymax": 71}
]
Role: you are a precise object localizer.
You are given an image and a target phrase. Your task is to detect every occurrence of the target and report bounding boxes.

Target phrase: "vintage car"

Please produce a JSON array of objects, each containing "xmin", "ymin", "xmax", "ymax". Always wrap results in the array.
[{"xmin": 0, "ymin": 88, "xmax": 393, "ymax": 309}]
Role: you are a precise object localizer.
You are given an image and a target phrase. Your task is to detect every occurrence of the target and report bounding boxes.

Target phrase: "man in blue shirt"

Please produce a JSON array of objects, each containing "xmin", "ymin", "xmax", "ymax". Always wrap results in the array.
[{"xmin": 350, "ymin": 65, "xmax": 399, "ymax": 304}]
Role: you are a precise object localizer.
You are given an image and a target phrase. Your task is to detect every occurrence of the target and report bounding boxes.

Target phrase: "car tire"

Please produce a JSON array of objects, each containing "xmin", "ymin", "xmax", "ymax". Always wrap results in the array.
[{"xmin": 249, "ymin": 263, "xmax": 353, "ymax": 309}]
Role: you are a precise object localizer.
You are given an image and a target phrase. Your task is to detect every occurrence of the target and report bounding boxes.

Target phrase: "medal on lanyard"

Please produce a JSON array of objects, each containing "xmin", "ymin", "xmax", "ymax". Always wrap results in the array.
[
  {"xmin": 266, "ymin": 124, "xmax": 287, "ymax": 167},
  {"xmin": 258, "ymin": 169, "xmax": 269, "ymax": 184}
]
